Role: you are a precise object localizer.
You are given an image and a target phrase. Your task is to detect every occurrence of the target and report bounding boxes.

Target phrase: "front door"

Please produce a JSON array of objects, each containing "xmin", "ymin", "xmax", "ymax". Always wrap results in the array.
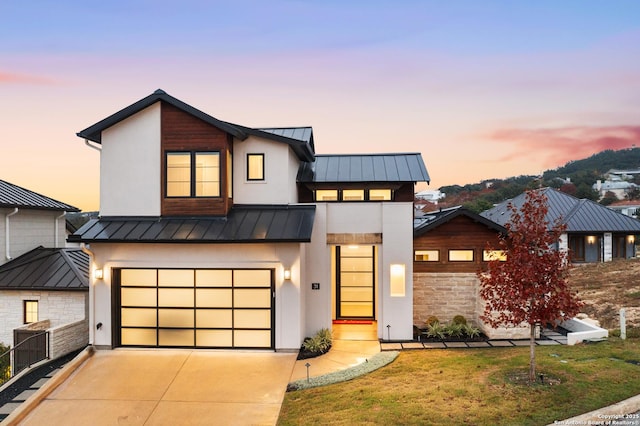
[{"xmin": 336, "ymin": 245, "xmax": 375, "ymax": 319}]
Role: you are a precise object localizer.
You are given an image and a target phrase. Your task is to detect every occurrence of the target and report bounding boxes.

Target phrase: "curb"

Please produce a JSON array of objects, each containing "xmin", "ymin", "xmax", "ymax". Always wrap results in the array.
[
  {"xmin": 2, "ymin": 346, "xmax": 95, "ymax": 426},
  {"xmin": 549, "ymin": 394, "xmax": 640, "ymax": 425}
]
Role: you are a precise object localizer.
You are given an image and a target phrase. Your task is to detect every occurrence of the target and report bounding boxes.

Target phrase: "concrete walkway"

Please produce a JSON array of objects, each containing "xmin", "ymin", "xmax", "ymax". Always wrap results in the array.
[{"xmin": 6, "ymin": 349, "xmax": 297, "ymax": 426}]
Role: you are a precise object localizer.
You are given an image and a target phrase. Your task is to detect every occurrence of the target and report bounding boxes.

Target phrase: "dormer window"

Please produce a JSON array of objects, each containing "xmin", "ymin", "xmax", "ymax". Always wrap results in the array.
[
  {"xmin": 166, "ymin": 151, "xmax": 220, "ymax": 197},
  {"xmin": 247, "ymin": 153, "xmax": 265, "ymax": 181}
]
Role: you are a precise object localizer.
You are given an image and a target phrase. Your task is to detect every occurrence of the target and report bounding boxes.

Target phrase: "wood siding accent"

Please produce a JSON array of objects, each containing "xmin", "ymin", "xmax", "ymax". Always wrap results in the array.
[
  {"xmin": 161, "ymin": 102, "xmax": 232, "ymax": 216},
  {"xmin": 413, "ymin": 215, "xmax": 503, "ymax": 273}
]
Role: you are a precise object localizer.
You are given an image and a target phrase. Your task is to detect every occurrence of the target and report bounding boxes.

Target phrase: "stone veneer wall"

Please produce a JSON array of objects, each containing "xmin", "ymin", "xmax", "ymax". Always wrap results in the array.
[
  {"xmin": 49, "ymin": 319, "xmax": 89, "ymax": 359},
  {"xmin": 414, "ymin": 272, "xmax": 531, "ymax": 339},
  {"xmin": 413, "ymin": 273, "xmax": 479, "ymax": 325}
]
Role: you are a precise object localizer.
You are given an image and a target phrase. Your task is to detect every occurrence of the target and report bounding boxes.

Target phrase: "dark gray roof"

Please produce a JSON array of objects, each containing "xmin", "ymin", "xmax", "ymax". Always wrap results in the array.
[
  {"xmin": 0, "ymin": 180, "xmax": 79, "ymax": 212},
  {"xmin": 481, "ymin": 188, "xmax": 640, "ymax": 233},
  {"xmin": 233, "ymin": 125, "xmax": 315, "ymax": 161},
  {"xmin": 77, "ymin": 89, "xmax": 315, "ymax": 162},
  {"xmin": 414, "ymin": 206, "xmax": 506, "ymax": 237},
  {"xmin": 68, "ymin": 205, "xmax": 316, "ymax": 244},
  {"xmin": 0, "ymin": 247, "xmax": 89, "ymax": 291},
  {"xmin": 297, "ymin": 153, "xmax": 430, "ymax": 183}
]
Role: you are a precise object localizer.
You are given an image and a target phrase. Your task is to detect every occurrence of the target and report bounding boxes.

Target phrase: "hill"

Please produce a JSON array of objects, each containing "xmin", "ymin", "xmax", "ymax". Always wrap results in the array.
[
  {"xmin": 437, "ymin": 147, "xmax": 640, "ymax": 212},
  {"xmin": 569, "ymin": 257, "xmax": 640, "ymax": 331}
]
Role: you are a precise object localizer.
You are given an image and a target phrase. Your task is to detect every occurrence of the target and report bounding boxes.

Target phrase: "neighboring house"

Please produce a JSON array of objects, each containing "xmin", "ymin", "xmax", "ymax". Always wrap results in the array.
[
  {"xmin": 69, "ymin": 89, "xmax": 430, "ymax": 350},
  {"xmin": 415, "ymin": 189, "xmax": 445, "ymax": 203},
  {"xmin": 608, "ymin": 200, "xmax": 640, "ymax": 219},
  {"xmin": 593, "ymin": 179, "xmax": 638, "ymax": 200},
  {"xmin": 481, "ymin": 188, "xmax": 640, "ymax": 263},
  {"xmin": 0, "ymin": 179, "xmax": 79, "ymax": 266},
  {"xmin": 0, "ymin": 246, "xmax": 89, "ymax": 347},
  {"xmin": 412, "ymin": 206, "xmax": 515, "ymax": 338}
]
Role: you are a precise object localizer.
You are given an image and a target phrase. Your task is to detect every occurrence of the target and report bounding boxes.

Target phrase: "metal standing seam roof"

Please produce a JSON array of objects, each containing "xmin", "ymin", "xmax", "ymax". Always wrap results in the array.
[
  {"xmin": 480, "ymin": 187, "xmax": 640, "ymax": 233},
  {"xmin": 0, "ymin": 179, "xmax": 79, "ymax": 212},
  {"xmin": 68, "ymin": 205, "xmax": 316, "ymax": 243},
  {"xmin": 297, "ymin": 153, "xmax": 430, "ymax": 183},
  {"xmin": 76, "ymin": 89, "xmax": 315, "ymax": 162},
  {"xmin": 414, "ymin": 206, "xmax": 507, "ymax": 237},
  {"xmin": 0, "ymin": 247, "xmax": 89, "ymax": 291}
]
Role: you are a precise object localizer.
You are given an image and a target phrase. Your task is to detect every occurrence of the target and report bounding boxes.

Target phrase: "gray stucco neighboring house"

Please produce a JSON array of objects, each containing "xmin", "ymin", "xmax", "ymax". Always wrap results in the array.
[{"xmin": 481, "ymin": 187, "xmax": 640, "ymax": 263}]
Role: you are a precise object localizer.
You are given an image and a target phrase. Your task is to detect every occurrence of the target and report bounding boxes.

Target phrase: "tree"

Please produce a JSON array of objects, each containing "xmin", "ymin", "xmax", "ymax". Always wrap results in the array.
[{"xmin": 477, "ymin": 190, "xmax": 583, "ymax": 383}]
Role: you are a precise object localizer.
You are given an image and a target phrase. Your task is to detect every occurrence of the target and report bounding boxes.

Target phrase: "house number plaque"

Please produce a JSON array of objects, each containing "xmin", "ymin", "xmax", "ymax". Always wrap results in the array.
[{"xmin": 312, "ymin": 283, "xmax": 320, "ymax": 290}]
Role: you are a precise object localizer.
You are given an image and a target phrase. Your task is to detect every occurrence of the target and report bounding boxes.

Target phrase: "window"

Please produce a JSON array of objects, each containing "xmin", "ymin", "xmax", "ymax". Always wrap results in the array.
[
  {"xmin": 414, "ymin": 250, "xmax": 439, "ymax": 261},
  {"xmin": 166, "ymin": 152, "xmax": 220, "ymax": 197},
  {"xmin": 24, "ymin": 300, "xmax": 38, "ymax": 324},
  {"xmin": 316, "ymin": 190, "xmax": 338, "ymax": 201},
  {"xmin": 369, "ymin": 189, "xmax": 392, "ymax": 201},
  {"xmin": 483, "ymin": 250, "xmax": 507, "ymax": 261},
  {"xmin": 343, "ymin": 189, "xmax": 365, "ymax": 201},
  {"xmin": 448, "ymin": 250, "xmax": 474, "ymax": 262},
  {"xmin": 247, "ymin": 153, "xmax": 264, "ymax": 181}
]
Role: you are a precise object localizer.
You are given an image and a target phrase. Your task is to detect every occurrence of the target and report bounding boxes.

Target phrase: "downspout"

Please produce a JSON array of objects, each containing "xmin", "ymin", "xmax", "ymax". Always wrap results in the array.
[
  {"xmin": 84, "ymin": 139, "xmax": 102, "ymax": 152},
  {"xmin": 5, "ymin": 207, "xmax": 19, "ymax": 260},
  {"xmin": 55, "ymin": 211, "xmax": 66, "ymax": 248},
  {"xmin": 81, "ymin": 243, "xmax": 96, "ymax": 346}
]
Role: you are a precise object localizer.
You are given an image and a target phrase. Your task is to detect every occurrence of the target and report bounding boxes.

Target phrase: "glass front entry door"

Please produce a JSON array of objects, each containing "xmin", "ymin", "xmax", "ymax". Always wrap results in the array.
[{"xmin": 336, "ymin": 245, "xmax": 375, "ymax": 318}]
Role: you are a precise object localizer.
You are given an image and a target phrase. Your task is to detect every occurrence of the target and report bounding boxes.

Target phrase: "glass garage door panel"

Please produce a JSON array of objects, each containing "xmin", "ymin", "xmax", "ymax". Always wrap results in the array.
[{"xmin": 119, "ymin": 268, "xmax": 273, "ymax": 349}]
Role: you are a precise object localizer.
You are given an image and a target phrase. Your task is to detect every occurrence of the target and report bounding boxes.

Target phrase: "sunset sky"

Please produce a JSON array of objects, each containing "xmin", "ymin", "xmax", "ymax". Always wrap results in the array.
[{"xmin": 2, "ymin": 1, "xmax": 640, "ymax": 212}]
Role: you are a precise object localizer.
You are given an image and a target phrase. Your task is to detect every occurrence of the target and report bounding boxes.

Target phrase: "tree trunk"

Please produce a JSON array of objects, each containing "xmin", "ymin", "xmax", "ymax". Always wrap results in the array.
[{"xmin": 529, "ymin": 323, "xmax": 536, "ymax": 383}]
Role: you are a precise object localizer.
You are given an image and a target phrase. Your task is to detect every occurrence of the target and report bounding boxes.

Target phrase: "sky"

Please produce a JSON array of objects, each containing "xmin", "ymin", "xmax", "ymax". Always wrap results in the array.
[{"xmin": 2, "ymin": 1, "xmax": 640, "ymax": 212}]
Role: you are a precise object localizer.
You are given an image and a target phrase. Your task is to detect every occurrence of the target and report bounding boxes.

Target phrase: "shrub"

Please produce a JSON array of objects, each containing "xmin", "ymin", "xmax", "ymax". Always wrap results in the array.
[
  {"xmin": 302, "ymin": 328, "xmax": 333, "ymax": 354},
  {"xmin": 445, "ymin": 323, "xmax": 465, "ymax": 339},
  {"xmin": 426, "ymin": 322, "xmax": 447, "ymax": 340},
  {"xmin": 425, "ymin": 316, "xmax": 440, "ymax": 326},
  {"xmin": 463, "ymin": 324, "xmax": 481, "ymax": 339},
  {"xmin": 452, "ymin": 315, "xmax": 467, "ymax": 326},
  {"xmin": 0, "ymin": 342, "xmax": 10, "ymax": 385}
]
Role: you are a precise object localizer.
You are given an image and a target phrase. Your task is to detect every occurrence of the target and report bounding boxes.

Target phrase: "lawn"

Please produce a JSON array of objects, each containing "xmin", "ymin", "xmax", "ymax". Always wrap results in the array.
[{"xmin": 278, "ymin": 338, "xmax": 640, "ymax": 425}]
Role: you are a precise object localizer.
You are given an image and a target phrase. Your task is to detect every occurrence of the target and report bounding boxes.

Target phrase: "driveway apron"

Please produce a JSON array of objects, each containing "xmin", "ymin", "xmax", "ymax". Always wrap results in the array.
[{"xmin": 17, "ymin": 349, "xmax": 297, "ymax": 426}]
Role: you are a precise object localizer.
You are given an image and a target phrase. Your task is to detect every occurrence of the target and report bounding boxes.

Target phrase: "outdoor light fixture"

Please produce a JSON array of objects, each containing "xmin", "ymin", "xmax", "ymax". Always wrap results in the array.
[
  {"xmin": 94, "ymin": 269, "xmax": 104, "ymax": 280},
  {"xmin": 629, "ymin": 235, "xmax": 636, "ymax": 244},
  {"xmin": 284, "ymin": 269, "xmax": 292, "ymax": 280},
  {"xmin": 587, "ymin": 236, "xmax": 596, "ymax": 245},
  {"xmin": 390, "ymin": 264, "xmax": 406, "ymax": 297}
]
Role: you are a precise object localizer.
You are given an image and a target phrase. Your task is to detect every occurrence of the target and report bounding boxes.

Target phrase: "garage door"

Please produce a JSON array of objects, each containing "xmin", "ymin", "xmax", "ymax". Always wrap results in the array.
[{"xmin": 114, "ymin": 268, "xmax": 274, "ymax": 349}]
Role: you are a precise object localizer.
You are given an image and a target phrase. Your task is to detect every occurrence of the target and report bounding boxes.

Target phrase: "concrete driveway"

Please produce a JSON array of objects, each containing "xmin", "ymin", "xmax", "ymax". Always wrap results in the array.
[{"xmin": 16, "ymin": 349, "xmax": 297, "ymax": 426}]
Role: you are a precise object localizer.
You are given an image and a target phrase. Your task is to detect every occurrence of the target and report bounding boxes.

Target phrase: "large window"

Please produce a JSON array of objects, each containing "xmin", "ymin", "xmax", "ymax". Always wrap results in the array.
[
  {"xmin": 24, "ymin": 300, "xmax": 38, "ymax": 323},
  {"xmin": 247, "ymin": 154, "xmax": 265, "ymax": 181},
  {"xmin": 166, "ymin": 152, "xmax": 220, "ymax": 197}
]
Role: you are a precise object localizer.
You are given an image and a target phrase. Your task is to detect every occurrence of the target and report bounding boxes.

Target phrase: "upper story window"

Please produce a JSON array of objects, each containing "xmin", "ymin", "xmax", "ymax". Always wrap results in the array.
[
  {"xmin": 415, "ymin": 250, "xmax": 439, "ymax": 262},
  {"xmin": 448, "ymin": 249, "xmax": 474, "ymax": 262},
  {"xmin": 166, "ymin": 152, "xmax": 220, "ymax": 197},
  {"xmin": 483, "ymin": 250, "xmax": 507, "ymax": 261},
  {"xmin": 313, "ymin": 188, "xmax": 394, "ymax": 202},
  {"xmin": 247, "ymin": 153, "xmax": 265, "ymax": 181}
]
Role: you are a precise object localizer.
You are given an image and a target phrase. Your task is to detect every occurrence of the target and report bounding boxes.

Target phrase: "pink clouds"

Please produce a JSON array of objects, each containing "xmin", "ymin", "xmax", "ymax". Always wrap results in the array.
[
  {"xmin": 489, "ymin": 126, "xmax": 640, "ymax": 169},
  {"xmin": 0, "ymin": 71, "xmax": 54, "ymax": 85}
]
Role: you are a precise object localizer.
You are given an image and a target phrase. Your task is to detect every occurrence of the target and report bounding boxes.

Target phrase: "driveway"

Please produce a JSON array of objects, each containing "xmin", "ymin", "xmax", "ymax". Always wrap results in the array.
[{"xmin": 16, "ymin": 349, "xmax": 297, "ymax": 426}]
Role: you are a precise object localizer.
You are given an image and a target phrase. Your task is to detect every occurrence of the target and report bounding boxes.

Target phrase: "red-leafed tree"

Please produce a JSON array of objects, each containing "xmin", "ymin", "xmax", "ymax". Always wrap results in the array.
[{"xmin": 478, "ymin": 190, "xmax": 583, "ymax": 382}]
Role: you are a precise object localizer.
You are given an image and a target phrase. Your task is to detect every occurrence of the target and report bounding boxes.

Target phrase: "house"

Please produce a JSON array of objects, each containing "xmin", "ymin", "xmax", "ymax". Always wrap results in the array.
[
  {"xmin": 69, "ymin": 89, "xmax": 430, "ymax": 350},
  {"xmin": 412, "ymin": 206, "xmax": 516, "ymax": 337},
  {"xmin": 1, "ymin": 179, "xmax": 79, "ymax": 266},
  {"xmin": 608, "ymin": 200, "xmax": 640, "ymax": 219},
  {"xmin": 593, "ymin": 179, "xmax": 637, "ymax": 201},
  {"xmin": 481, "ymin": 188, "xmax": 640, "ymax": 263},
  {"xmin": 0, "ymin": 246, "xmax": 89, "ymax": 353},
  {"xmin": 415, "ymin": 189, "xmax": 445, "ymax": 203}
]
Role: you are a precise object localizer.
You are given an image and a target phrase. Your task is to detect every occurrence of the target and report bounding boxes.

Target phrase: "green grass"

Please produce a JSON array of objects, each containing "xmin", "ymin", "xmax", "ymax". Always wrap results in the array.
[{"xmin": 278, "ymin": 339, "xmax": 640, "ymax": 425}]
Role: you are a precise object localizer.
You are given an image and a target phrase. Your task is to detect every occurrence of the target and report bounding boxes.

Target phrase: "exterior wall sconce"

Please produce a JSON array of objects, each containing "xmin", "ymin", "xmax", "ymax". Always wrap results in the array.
[
  {"xmin": 390, "ymin": 264, "xmax": 405, "ymax": 297},
  {"xmin": 629, "ymin": 235, "xmax": 636, "ymax": 244},
  {"xmin": 94, "ymin": 269, "xmax": 104, "ymax": 280},
  {"xmin": 283, "ymin": 269, "xmax": 292, "ymax": 280},
  {"xmin": 587, "ymin": 236, "xmax": 596, "ymax": 245}
]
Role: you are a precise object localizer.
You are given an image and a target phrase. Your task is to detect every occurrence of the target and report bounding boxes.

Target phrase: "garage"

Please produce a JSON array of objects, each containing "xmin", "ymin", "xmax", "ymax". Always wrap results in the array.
[{"xmin": 113, "ymin": 268, "xmax": 274, "ymax": 349}]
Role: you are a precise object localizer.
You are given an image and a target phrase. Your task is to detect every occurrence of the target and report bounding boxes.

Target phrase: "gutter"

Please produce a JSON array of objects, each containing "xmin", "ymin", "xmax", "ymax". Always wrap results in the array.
[
  {"xmin": 80, "ymin": 243, "xmax": 96, "ymax": 345},
  {"xmin": 5, "ymin": 207, "xmax": 19, "ymax": 260}
]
